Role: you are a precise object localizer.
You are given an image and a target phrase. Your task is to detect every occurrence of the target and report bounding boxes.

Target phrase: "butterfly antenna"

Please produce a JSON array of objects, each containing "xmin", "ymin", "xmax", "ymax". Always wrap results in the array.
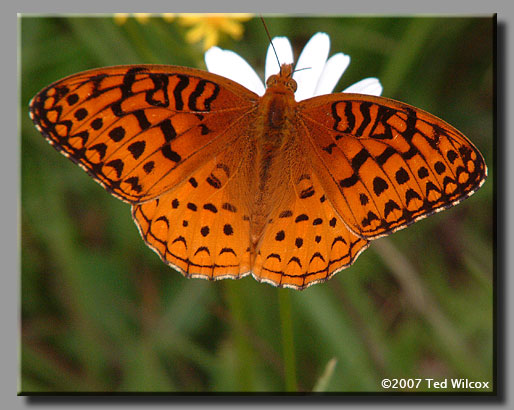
[
  {"xmin": 260, "ymin": 16, "xmax": 281, "ymax": 69},
  {"xmin": 293, "ymin": 66, "xmax": 311, "ymax": 75}
]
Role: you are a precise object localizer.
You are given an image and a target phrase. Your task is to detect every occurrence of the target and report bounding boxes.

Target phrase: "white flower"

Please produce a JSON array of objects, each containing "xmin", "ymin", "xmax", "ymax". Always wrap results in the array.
[{"xmin": 205, "ymin": 32, "xmax": 382, "ymax": 101}]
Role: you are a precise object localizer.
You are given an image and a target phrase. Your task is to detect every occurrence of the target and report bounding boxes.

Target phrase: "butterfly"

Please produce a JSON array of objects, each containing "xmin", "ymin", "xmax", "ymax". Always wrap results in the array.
[{"xmin": 29, "ymin": 46, "xmax": 487, "ymax": 290}]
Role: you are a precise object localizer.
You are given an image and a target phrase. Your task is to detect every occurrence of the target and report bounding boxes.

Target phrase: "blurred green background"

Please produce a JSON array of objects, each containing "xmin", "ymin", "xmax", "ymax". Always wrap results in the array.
[{"xmin": 20, "ymin": 15, "xmax": 493, "ymax": 393}]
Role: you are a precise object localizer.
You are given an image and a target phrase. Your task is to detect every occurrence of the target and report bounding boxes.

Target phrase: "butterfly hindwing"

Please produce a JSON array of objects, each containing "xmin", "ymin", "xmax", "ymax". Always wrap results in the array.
[
  {"xmin": 132, "ymin": 142, "xmax": 253, "ymax": 280},
  {"xmin": 252, "ymin": 159, "xmax": 369, "ymax": 289}
]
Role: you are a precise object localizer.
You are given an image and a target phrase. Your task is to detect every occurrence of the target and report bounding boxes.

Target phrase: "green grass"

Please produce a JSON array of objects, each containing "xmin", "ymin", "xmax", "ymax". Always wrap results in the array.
[{"xmin": 20, "ymin": 15, "xmax": 494, "ymax": 393}]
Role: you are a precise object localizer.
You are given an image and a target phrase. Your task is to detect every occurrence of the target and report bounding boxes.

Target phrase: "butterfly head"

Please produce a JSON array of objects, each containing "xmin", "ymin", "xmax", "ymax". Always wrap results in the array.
[{"xmin": 265, "ymin": 63, "xmax": 297, "ymax": 94}]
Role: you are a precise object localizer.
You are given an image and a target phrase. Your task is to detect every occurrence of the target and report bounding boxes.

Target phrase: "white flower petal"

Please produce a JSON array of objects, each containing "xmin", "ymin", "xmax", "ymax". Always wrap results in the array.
[
  {"xmin": 313, "ymin": 53, "xmax": 350, "ymax": 97},
  {"xmin": 205, "ymin": 46, "xmax": 265, "ymax": 95},
  {"xmin": 205, "ymin": 33, "xmax": 384, "ymax": 102},
  {"xmin": 265, "ymin": 37, "xmax": 294, "ymax": 80},
  {"xmin": 293, "ymin": 32, "xmax": 330, "ymax": 101},
  {"xmin": 343, "ymin": 77, "xmax": 383, "ymax": 96}
]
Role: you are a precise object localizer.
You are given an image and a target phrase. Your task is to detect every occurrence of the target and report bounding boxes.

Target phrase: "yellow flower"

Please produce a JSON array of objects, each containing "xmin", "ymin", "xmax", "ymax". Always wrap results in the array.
[
  {"xmin": 162, "ymin": 13, "xmax": 175, "ymax": 23},
  {"xmin": 178, "ymin": 13, "xmax": 253, "ymax": 51},
  {"xmin": 113, "ymin": 13, "xmax": 153, "ymax": 25}
]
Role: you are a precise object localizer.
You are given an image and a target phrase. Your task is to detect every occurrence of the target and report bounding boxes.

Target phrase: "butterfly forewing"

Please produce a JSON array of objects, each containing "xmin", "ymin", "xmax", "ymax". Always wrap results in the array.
[
  {"xmin": 29, "ymin": 65, "xmax": 258, "ymax": 203},
  {"xmin": 298, "ymin": 94, "xmax": 487, "ymax": 240}
]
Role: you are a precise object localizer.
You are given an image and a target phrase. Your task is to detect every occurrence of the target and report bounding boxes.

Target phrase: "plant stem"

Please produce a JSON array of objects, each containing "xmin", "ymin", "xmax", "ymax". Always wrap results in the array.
[
  {"xmin": 225, "ymin": 280, "xmax": 254, "ymax": 391},
  {"xmin": 278, "ymin": 289, "xmax": 297, "ymax": 391}
]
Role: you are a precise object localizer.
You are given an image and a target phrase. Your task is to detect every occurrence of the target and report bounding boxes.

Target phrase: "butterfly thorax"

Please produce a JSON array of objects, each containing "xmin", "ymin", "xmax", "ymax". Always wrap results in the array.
[
  {"xmin": 247, "ymin": 64, "xmax": 299, "ymax": 246},
  {"xmin": 260, "ymin": 66, "xmax": 297, "ymax": 147}
]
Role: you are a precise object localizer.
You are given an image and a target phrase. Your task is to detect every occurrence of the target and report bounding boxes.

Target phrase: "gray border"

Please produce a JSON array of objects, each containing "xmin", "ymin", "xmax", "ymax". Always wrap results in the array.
[{"xmin": 11, "ymin": 0, "xmax": 511, "ymax": 409}]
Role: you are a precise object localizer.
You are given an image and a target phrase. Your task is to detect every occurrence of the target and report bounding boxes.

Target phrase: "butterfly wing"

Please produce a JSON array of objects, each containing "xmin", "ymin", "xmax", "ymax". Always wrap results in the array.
[
  {"xmin": 29, "ymin": 65, "xmax": 258, "ymax": 203},
  {"xmin": 132, "ymin": 147, "xmax": 253, "ymax": 281},
  {"xmin": 298, "ymin": 94, "xmax": 487, "ymax": 239},
  {"xmin": 30, "ymin": 65, "xmax": 261, "ymax": 281},
  {"xmin": 252, "ymin": 166, "xmax": 369, "ymax": 290}
]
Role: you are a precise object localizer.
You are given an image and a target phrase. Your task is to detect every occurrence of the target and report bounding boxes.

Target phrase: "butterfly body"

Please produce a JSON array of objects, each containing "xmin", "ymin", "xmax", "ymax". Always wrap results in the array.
[
  {"xmin": 30, "ymin": 63, "xmax": 486, "ymax": 289},
  {"xmin": 249, "ymin": 64, "xmax": 299, "ymax": 245}
]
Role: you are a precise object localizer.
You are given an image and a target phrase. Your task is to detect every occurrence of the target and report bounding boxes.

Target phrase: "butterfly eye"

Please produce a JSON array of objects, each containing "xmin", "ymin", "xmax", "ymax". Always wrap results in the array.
[
  {"xmin": 266, "ymin": 75, "xmax": 278, "ymax": 88},
  {"xmin": 287, "ymin": 79, "xmax": 297, "ymax": 92}
]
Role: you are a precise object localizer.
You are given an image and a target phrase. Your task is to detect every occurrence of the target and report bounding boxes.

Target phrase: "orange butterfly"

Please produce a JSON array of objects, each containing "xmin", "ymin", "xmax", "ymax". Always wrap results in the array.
[{"xmin": 29, "ymin": 33, "xmax": 487, "ymax": 290}]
